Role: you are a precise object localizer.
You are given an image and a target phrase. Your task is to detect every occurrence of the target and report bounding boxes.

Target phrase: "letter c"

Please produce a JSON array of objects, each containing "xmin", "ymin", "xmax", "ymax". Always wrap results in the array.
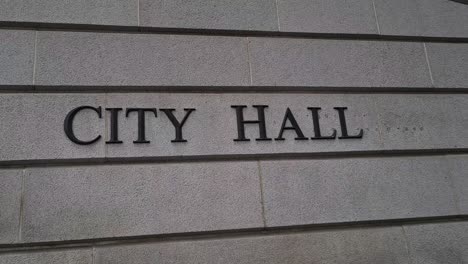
[{"xmin": 64, "ymin": 106, "xmax": 102, "ymax": 145}]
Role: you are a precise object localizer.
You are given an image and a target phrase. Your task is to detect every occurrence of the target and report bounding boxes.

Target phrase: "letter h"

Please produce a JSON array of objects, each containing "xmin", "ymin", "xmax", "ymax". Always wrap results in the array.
[{"xmin": 231, "ymin": 105, "xmax": 272, "ymax": 141}]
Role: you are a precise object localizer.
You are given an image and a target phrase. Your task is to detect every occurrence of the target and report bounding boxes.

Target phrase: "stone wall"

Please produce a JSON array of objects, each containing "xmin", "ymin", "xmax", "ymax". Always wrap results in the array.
[{"xmin": 0, "ymin": 0, "xmax": 467, "ymax": 263}]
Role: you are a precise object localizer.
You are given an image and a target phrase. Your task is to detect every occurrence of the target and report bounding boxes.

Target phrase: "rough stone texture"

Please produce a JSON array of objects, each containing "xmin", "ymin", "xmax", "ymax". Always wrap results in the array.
[
  {"xmin": 404, "ymin": 222, "xmax": 468, "ymax": 264},
  {"xmin": 0, "ymin": 250, "xmax": 92, "ymax": 264},
  {"xmin": 277, "ymin": 0, "xmax": 377, "ymax": 34},
  {"xmin": 35, "ymin": 32, "xmax": 250, "ymax": 86},
  {"xmin": 426, "ymin": 43, "xmax": 468, "ymax": 88},
  {"xmin": 139, "ymin": 0, "xmax": 278, "ymax": 31},
  {"xmin": 448, "ymin": 155, "xmax": 468, "ymax": 214},
  {"xmin": 0, "ymin": 94, "xmax": 105, "ymax": 161},
  {"xmin": 0, "ymin": 0, "xmax": 137, "ymax": 26},
  {"xmin": 96, "ymin": 227, "xmax": 409, "ymax": 264},
  {"xmin": 249, "ymin": 38, "xmax": 431, "ymax": 87},
  {"xmin": 22, "ymin": 162, "xmax": 262, "ymax": 242},
  {"xmin": 0, "ymin": 169, "xmax": 22, "ymax": 244},
  {"xmin": 260, "ymin": 156, "xmax": 458, "ymax": 227},
  {"xmin": 0, "ymin": 30, "xmax": 35, "ymax": 86},
  {"xmin": 0, "ymin": 93, "xmax": 466, "ymax": 162},
  {"xmin": 374, "ymin": 0, "xmax": 468, "ymax": 38}
]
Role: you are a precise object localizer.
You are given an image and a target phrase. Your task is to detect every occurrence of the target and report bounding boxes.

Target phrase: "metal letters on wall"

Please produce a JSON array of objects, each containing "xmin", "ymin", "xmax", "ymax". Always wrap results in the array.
[{"xmin": 64, "ymin": 105, "xmax": 363, "ymax": 145}]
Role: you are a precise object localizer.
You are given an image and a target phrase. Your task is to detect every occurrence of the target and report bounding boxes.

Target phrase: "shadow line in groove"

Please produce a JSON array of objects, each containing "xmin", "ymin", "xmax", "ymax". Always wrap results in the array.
[
  {"xmin": 1, "ymin": 21, "xmax": 468, "ymax": 43},
  {"xmin": 0, "ymin": 215, "xmax": 467, "ymax": 253}
]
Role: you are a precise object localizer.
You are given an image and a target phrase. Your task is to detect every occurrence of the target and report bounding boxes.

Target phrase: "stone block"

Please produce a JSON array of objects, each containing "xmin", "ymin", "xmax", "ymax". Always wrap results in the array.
[
  {"xmin": 0, "ymin": 0, "xmax": 137, "ymax": 26},
  {"xmin": 21, "ymin": 162, "xmax": 262, "ymax": 242},
  {"xmin": 374, "ymin": 0, "xmax": 468, "ymax": 38},
  {"xmin": 0, "ymin": 169, "xmax": 22, "ymax": 244},
  {"xmin": 404, "ymin": 222, "xmax": 468, "ymax": 264},
  {"xmin": 0, "ymin": 30, "xmax": 35, "ymax": 86},
  {"xmin": 277, "ymin": 0, "xmax": 377, "ymax": 34},
  {"xmin": 139, "ymin": 0, "xmax": 278, "ymax": 31},
  {"xmin": 426, "ymin": 43, "xmax": 468, "ymax": 88},
  {"xmin": 249, "ymin": 38, "xmax": 431, "ymax": 87},
  {"xmin": 35, "ymin": 32, "xmax": 250, "ymax": 86},
  {"xmin": 0, "ymin": 94, "xmax": 105, "ymax": 161},
  {"xmin": 260, "ymin": 156, "xmax": 458, "ymax": 227},
  {"xmin": 95, "ymin": 227, "xmax": 409, "ymax": 264},
  {"xmin": 0, "ymin": 250, "xmax": 91, "ymax": 264},
  {"xmin": 1, "ymin": 93, "xmax": 466, "ymax": 162}
]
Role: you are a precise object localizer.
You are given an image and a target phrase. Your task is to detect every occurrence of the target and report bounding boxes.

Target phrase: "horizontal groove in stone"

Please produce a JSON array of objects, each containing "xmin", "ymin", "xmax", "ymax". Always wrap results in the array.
[
  {"xmin": 0, "ymin": 149, "xmax": 467, "ymax": 168},
  {"xmin": 1, "ymin": 21, "xmax": 468, "ymax": 43},
  {"xmin": 2, "ymin": 86, "xmax": 468, "ymax": 94},
  {"xmin": 0, "ymin": 215, "xmax": 467, "ymax": 253}
]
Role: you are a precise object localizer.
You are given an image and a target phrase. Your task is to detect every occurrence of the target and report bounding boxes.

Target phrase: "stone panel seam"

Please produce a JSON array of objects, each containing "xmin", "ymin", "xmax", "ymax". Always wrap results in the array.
[
  {"xmin": 4, "ymin": 86, "xmax": 468, "ymax": 93},
  {"xmin": 401, "ymin": 225, "xmax": 415, "ymax": 264},
  {"xmin": 274, "ymin": 0, "xmax": 281, "ymax": 31},
  {"xmin": 423, "ymin": 43, "xmax": 435, "ymax": 87},
  {"xmin": 136, "ymin": 0, "xmax": 140, "ymax": 27},
  {"xmin": 92, "ymin": 246, "xmax": 96, "ymax": 264},
  {"xmin": 371, "ymin": 0, "xmax": 381, "ymax": 35},
  {"xmin": 17, "ymin": 168, "xmax": 26, "ymax": 243},
  {"xmin": 1, "ymin": 217, "xmax": 467, "ymax": 253},
  {"xmin": 246, "ymin": 38, "xmax": 254, "ymax": 86},
  {"xmin": 31, "ymin": 31, "xmax": 38, "ymax": 85},
  {"xmin": 1, "ymin": 149, "xmax": 468, "ymax": 168},
  {"xmin": 2, "ymin": 24, "xmax": 468, "ymax": 43},
  {"xmin": 257, "ymin": 161, "xmax": 267, "ymax": 227}
]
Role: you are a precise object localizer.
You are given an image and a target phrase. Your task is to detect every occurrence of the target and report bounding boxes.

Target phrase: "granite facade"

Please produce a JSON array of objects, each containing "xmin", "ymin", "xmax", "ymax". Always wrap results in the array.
[{"xmin": 0, "ymin": 0, "xmax": 467, "ymax": 263}]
